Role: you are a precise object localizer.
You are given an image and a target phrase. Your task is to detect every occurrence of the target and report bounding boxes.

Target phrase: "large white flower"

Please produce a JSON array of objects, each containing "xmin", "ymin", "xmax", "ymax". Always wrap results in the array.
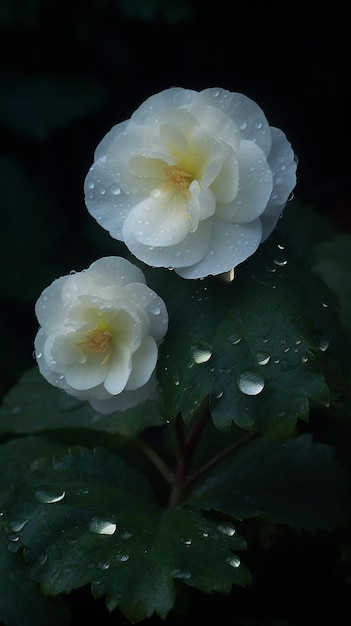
[
  {"xmin": 84, "ymin": 87, "xmax": 297, "ymax": 279},
  {"xmin": 34, "ymin": 257, "xmax": 168, "ymax": 415}
]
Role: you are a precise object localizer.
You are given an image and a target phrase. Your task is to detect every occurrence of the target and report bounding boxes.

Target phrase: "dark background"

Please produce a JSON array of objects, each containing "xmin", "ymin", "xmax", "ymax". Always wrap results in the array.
[{"xmin": 0, "ymin": 1, "xmax": 350, "ymax": 624}]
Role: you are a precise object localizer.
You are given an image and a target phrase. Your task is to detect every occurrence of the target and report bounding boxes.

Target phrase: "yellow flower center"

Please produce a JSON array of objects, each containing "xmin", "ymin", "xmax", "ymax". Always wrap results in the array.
[
  {"xmin": 76, "ymin": 328, "xmax": 113, "ymax": 365},
  {"xmin": 163, "ymin": 164, "xmax": 194, "ymax": 194}
]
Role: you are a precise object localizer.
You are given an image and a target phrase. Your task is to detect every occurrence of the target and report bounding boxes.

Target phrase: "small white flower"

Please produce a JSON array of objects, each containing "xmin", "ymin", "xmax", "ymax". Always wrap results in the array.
[
  {"xmin": 84, "ymin": 87, "xmax": 297, "ymax": 279},
  {"xmin": 34, "ymin": 257, "xmax": 168, "ymax": 414}
]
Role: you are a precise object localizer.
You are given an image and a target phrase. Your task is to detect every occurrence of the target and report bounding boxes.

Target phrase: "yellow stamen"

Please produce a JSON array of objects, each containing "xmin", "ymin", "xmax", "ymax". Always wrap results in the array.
[
  {"xmin": 163, "ymin": 164, "xmax": 194, "ymax": 194},
  {"xmin": 76, "ymin": 328, "xmax": 113, "ymax": 366}
]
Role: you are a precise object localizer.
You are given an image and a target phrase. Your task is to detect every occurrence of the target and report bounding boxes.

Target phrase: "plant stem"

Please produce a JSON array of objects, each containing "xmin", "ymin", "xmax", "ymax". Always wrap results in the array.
[
  {"xmin": 186, "ymin": 430, "xmax": 260, "ymax": 487},
  {"xmin": 135, "ymin": 438, "xmax": 174, "ymax": 484},
  {"xmin": 168, "ymin": 398, "xmax": 210, "ymax": 508}
]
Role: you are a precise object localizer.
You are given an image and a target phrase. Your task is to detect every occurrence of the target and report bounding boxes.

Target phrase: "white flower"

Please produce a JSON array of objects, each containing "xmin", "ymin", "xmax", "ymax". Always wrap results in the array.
[
  {"xmin": 84, "ymin": 87, "xmax": 297, "ymax": 279},
  {"xmin": 34, "ymin": 257, "xmax": 168, "ymax": 415}
]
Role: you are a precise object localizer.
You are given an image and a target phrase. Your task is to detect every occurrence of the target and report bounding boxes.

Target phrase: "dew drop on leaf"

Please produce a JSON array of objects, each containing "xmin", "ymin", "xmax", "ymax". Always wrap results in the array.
[
  {"xmin": 237, "ymin": 371, "xmax": 265, "ymax": 395},
  {"xmin": 8, "ymin": 518, "xmax": 29, "ymax": 532},
  {"xmin": 217, "ymin": 523, "xmax": 236, "ymax": 536},
  {"xmin": 256, "ymin": 352, "xmax": 271, "ymax": 366},
  {"xmin": 116, "ymin": 553, "xmax": 130, "ymax": 562},
  {"xmin": 179, "ymin": 537, "xmax": 192, "ymax": 546},
  {"xmin": 189, "ymin": 342, "xmax": 212, "ymax": 365},
  {"xmin": 89, "ymin": 515, "xmax": 117, "ymax": 535},
  {"xmin": 226, "ymin": 555, "xmax": 241, "ymax": 568},
  {"xmin": 34, "ymin": 487, "xmax": 66, "ymax": 504},
  {"xmin": 172, "ymin": 569, "xmax": 192, "ymax": 579}
]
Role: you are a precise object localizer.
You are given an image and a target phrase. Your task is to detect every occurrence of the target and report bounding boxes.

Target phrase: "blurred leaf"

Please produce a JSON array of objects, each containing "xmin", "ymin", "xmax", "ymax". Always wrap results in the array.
[
  {"xmin": 0, "ymin": 367, "xmax": 165, "ymax": 437},
  {"xmin": 313, "ymin": 234, "xmax": 351, "ymax": 335},
  {"xmin": 0, "ymin": 0, "xmax": 16, "ymax": 25},
  {"xmin": 0, "ymin": 156, "xmax": 66, "ymax": 301},
  {"xmin": 117, "ymin": 0, "xmax": 194, "ymax": 22},
  {"xmin": 0, "ymin": 75, "xmax": 106, "ymax": 139},
  {"xmin": 148, "ymin": 233, "xmax": 351, "ymax": 441},
  {"xmin": 190, "ymin": 433, "xmax": 351, "ymax": 531},
  {"xmin": 0, "ymin": 443, "xmax": 251, "ymax": 622}
]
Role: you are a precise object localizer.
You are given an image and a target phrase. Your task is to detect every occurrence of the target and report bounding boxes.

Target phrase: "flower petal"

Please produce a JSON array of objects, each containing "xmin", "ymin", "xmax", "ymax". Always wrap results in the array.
[
  {"xmin": 123, "ymin": 191, "xmax": 191, "ymax": 247},
  {"xmin": 176, "ymin": 218, "xmax": 262, "ymax": 279}
]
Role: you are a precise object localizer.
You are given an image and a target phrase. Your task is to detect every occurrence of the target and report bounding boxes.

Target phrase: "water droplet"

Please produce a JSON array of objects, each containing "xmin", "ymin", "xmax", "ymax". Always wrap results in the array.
[
  {"xmin": 172, "ymin": 569, "xmax": 192, "ymax": 579},
  {"xmin": 273, "ymin": 257, "xmax": 288, "ymax": 267},
  {"xmin": 217, "ymin": 523, "xmax": 236, "ymax": 536},
  {"xmin": 97, "ymin": 561, "xmax": 110, "ymax": 570},
  {"xmin": 116, "ymin": 553, "xmax": 129, "ymax": 562},
  {"xmin": 37, "ymin": 553, "xmax": 48, "ymax": 566},
  {"xmin": 7, "ymin": 533, "xmax": 20, "ymax": 543},
  {"xmin": 237, "ymin": 371, "xmax": 265, "ymax": 395},
  {"xmin": 318, "ymin": 336, "xmax": 330, "ymax": 351},
  {"xmin": 7, "ymin": 542, "xmax": 20, "ymax": 554},
  {"xmin": 228, "ymin": 333, "xmax": 241, "ymax": 345},
  {"xmin": 213, "ymin": 387, "xmax": 224, "ymax": 399},
  {"xmin": 34, "ymin": 487, "xmax": 66, "ymax": 504},
  {"xmin": 189, "ymin": 342, "xmax": 212, "ymax": 365},
  {"xmin": 8, "ymin": 518, "xmax": 29, "ymax": 533},
  {"xmin": 89, "ymin": 515, "xmax": 117, "ymax": 535},
  {"xmin": 256, "ymin": 352, "xmax": 271, "ymax": 366},
  {"xmin": 110, "ymin": 184, "xmax": 121, "ymax": 195},
  {"xmin": 226, "ymin": 555, "xmax": 241, "ymax": 568},
  {"xmin": 150, "ymin": 303, "xmax": 161, "ymax": 315},
  {"xmin": 179, "ymin": 537, "xmax": 192, "ymax": 546}
]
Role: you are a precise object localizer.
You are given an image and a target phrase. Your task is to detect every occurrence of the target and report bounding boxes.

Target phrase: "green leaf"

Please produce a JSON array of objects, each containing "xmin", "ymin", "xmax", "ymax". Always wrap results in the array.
[
  {"xmin": 276, "ymin": 198, "xmax": 336, "ymax": 263},
  {"xmin": 0, "ymin": 75, "xmax": 106, "ymax": 139},
  {"xmin": 314, "ymin": 233, "xmax": 351, "ymax": 334},
  {"xmin": 0, "ymin": 445, "xmax": 251, "ymax": 622},
  {"xmin": 190, "ymin": 433, "xmax": 351, "ymax": 531},
  {"xmin": 0, "ymin": 367, "xmax": 164, "ymax": 437},
  {"xmin": 148, "ymin": 233, "xmax": 350, "ymax": 441},
  {"xmin": 0, "ymin": 437, "xmax": 72, "ymax": 626},
  {"xmin": 0, "ymin": 550, "xmax": 71, "ymax": 626}
]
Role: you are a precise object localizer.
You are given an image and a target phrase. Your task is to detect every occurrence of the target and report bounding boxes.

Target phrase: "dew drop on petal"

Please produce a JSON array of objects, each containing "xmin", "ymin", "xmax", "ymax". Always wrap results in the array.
[{"xmin": 237, "ymin": 371, "xmax": 265, "ymax": 395}]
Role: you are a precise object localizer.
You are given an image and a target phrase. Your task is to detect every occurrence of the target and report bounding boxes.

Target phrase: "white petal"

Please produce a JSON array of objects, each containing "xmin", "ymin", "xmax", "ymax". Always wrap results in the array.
[
  {"xmin": 125, "ymin": 335, "xmax": 158, "ymax": 390},
  {"xmin": 104, "ymin": 341, "xmax": 133, "ymax": 395},
  {"xmin": 124, "ymin": 283, "xmax": 169, "ymax": 341},
  {"xmin": 88, "ymin": 373, "xmax": 158, "ymax": 415},
  {"xmin": 199, "ymin": 88, "xmax": 272, "ymax": 155},
  {"xmin": 216, "ymin": 140, "xmax": 273, "ymax": 223},
  {"xmin": 89, "ymin": 256, "xmax": 146, "ymax": 287},
  {"xmin": 187, "ymin": 102, "xmax": 241, "ymax": 152},
  {"xmin": 124, "ymin": 218, "xmax": 213, "ymax": 269},
  {"xmin": 35, "ymin": 275, "xmax": 67, "ymax": 331},
  {"xmin": 208, "ymin": 141, "xmax": 239, "ymax": 204},
  {"xmin": 176, "ymin": 218, "xmax": 262, "ymax": 278},
  {"xmin": 123, "ymin": 192, "xmax": 191, "ymax": 247}
]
